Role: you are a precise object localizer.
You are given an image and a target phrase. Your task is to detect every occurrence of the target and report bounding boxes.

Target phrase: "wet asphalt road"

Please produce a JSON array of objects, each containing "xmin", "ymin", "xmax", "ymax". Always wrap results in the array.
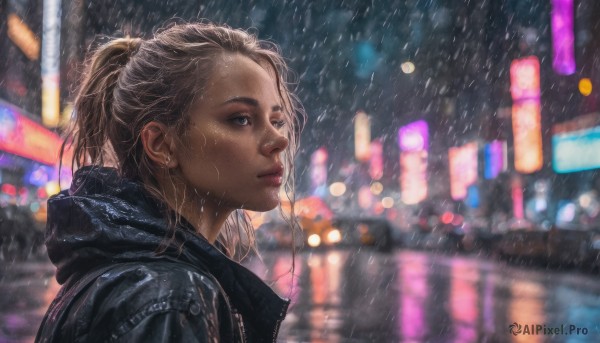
[{"xmin": 1, "ymin": 249, "xmax": 600, "ymax": 343}]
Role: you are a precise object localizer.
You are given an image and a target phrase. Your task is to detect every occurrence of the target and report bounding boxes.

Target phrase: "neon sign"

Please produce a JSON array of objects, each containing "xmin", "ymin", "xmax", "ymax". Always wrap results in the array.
[
  {"xmin": 0, "ymin": 103, "xmax": 63, "ymax": 166},
  {"xmin": 449, "ymin": 142, "xmax": 478, "ymax": 200},
  {"xmin": 551, "ymin": 0, "xmax": 576, "ymax": 75},
  {"xmin": 512, "ymin": 101, "xmax": 543, "ymax": 173}
]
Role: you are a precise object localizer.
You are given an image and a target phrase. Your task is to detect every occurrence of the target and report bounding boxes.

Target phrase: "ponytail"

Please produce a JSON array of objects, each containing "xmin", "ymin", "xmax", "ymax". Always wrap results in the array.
[{"xmin": 62, "ymin": 37, "xmax": 142, "ymax": 171}]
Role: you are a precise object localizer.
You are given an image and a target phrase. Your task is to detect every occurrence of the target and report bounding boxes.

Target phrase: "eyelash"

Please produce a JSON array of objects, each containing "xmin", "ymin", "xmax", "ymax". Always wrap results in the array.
[
  {"xmin": 231, "ymin": 115, "xmax": 251, "ymax": 126},
  {"xmin": 230, "ymin": 114, "xmax": 286, "ymax": 129},
  {"xmin": 273, "ymin": 119, "xmax": 286, "ymax": 129}
]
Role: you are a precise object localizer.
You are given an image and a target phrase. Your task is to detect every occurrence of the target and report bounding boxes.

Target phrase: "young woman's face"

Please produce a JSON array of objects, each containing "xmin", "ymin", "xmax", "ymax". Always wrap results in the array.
[{"xmin": 175, "ymin": 53, "xmax": 289, "ymax": 212}]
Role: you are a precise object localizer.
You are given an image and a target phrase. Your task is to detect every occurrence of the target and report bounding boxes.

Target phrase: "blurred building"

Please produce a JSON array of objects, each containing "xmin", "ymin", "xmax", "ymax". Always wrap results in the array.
[{"xmin": 1, "ymin": 0, "xmax": 599, "ymax": 228}]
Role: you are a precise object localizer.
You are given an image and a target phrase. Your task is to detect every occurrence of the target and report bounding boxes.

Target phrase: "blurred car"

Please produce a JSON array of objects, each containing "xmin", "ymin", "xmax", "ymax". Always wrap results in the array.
[
  {"xmin": 404, "ymin": 213, "xmax": 465, "ymax": 253},
  {"xmin": 330, "ymin": 217, "xmax": 393, "ymax": 252},
  {"xmin": 255, "ymin": 221, "xmax": 304, "ymax": 250},
  {"xmin": 460, "ymin": 226, "xmax": 504, "ymax": 256},
  {"xmin": 495, "ymin": 224, "xmax": 600, "ymax": 270},
  {"xmin": 299, "ymin": 215, "xmax": 346, "ymax": 249},
  {"xmin": 496, "ymin": 228, "xmax": 549, "ymax": 264},
  {"xmin": 546, "ymin": 227, "xmax": 593, "ymax": 267}
]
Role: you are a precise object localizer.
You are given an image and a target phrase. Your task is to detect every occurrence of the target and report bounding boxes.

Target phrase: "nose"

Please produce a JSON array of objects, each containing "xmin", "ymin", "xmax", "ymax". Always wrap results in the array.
[{"xmin": 261, "ymin": 127, "xmax": 289, "ymax": 156}]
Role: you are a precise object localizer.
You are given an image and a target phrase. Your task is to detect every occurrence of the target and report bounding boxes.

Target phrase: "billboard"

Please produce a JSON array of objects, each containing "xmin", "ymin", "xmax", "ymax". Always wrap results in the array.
[
  {"xmin": 510, "ymin": 56, "xmax": 543, "ymax": 174},
  {"xmin": 0, "ymin": 102, "xmax": 63, "ymax": 166},
  {"xmin": 512, "ymin": 100, "xmax": 543, "ymax": 173},
  {"xmin": 553, "ymin": 113, "xmax": 600, "ymax": 173},
  {"xmin": 398, "ymin": 120, "xmax": 429, "ymax": 204},
  {"xmin": 449, "ymin": 142, "xmax": 478, "ymax": 200},
  {"xmin": 400, "ymin": 151, "xmax": 428, "ymax": 205},
  {"xmin": 510, "ymin": 57, "xmax": 540, "ymax": 101},
  {"xmin": 551, "ymin": 0, "xmax": 576, "ymax": 75}
]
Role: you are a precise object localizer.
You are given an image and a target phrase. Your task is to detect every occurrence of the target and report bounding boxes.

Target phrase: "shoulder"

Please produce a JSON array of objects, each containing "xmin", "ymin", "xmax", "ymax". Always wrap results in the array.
[
  {"xmin": 91, "ymin": 261, "xmax": 222, "ymax": 307},
  {"xmin": 66, "ymin": 261, "xmax": 225, "ymax": 342}
]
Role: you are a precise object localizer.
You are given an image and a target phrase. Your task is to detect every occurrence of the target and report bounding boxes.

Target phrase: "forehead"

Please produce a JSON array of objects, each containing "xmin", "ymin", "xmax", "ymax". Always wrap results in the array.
[{"xmin": 203, "ymin": 53, "xmax": 278, "ymax": 101}]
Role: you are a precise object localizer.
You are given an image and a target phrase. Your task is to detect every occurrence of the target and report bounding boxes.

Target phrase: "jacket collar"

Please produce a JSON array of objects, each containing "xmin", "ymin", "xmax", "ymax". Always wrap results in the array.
[{"xmin": 46, "ymin": 166, "xmax": 289, "ymax": 335}]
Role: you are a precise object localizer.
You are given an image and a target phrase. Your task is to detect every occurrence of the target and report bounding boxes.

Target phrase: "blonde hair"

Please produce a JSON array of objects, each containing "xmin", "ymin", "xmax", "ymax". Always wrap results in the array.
[{"xmin": 61, "ymin": 23, "xmax": 305, "ymax": 260}]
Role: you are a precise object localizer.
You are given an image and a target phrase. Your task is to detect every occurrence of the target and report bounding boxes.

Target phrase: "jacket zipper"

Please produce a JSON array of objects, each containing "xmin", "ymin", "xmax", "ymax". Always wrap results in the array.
[
  {"xmin": 271, "ymin": 299, "xmax": 290, "ymax": 343},
  {"xmin": 236, "ymin": 312, "xmax": 248, "ymax": 343}
]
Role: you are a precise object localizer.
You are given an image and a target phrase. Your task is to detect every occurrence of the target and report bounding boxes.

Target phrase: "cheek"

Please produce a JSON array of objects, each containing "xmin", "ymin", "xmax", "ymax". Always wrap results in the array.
[{"xmin": 187, "ymin": 139, "xmax": 251, "ymax": 179}]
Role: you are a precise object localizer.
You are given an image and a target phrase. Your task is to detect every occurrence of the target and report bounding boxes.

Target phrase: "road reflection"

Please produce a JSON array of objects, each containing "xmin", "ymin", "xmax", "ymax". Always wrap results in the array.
[
  {"xmin": 2, "ymin": 249, "xmax": 600, "ymax": 342},
  {"xmin": 243, "ymin": 249, "xmax": 600, "ymax": 343},
  {"xmin": 0, "ymin": 262, "xmax": 58, "ymax": 343}
]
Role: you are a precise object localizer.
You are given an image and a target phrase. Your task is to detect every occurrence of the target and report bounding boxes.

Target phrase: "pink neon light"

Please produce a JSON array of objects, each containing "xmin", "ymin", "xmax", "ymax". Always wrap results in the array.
[
  {"xmin": 512, "ymin": 177, "xmax": 524, "ymax": 219},
  {"xmin": 369, "ymin": 139, "xmax": 384, "ymax": 180},
  {"xmin": 510, "ymin": 57, "xmax": 540, "ymax": 101},
  {"xmin": 398, "ymin": 120, "xmax": 429, "ymax": 152}
]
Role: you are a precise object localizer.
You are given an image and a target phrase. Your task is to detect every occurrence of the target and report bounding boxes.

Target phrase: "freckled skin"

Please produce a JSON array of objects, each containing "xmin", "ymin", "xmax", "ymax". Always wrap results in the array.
[{"xmin": 174, "ymin": 53, "xmax": 289, "ymax": 214}]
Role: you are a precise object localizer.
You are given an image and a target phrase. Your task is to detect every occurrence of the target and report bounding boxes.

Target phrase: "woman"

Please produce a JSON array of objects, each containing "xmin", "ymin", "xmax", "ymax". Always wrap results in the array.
[{"xmin": 36, "ymin": 22, "xmax": 304, "ymax": 343}]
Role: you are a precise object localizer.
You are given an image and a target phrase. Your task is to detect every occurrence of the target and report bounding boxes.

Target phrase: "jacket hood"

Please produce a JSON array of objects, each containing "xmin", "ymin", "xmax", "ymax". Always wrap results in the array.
[{"xmin": 46, "ymin": 166, "xmax": 289, "ymax": 332}]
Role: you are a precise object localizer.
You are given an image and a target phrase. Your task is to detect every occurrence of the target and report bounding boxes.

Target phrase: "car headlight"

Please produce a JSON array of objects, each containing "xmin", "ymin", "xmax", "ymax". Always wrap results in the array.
[
  {"xmin": 307, "ymin": 234, "xmax": 321, "ymax": 247},
  {"xmin": 326, "ymin": 229, "xmax": 342, "ymax": 244}
]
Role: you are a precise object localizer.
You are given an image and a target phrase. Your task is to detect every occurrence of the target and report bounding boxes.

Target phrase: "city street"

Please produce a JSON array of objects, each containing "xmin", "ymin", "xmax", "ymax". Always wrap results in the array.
[
  {"xmin": 2, "ymin": 0, "xmax": 600, "ymax": 342},
  {"xmin": 2, "ymin": 249, "xmax": 599, "ymax": 343}
]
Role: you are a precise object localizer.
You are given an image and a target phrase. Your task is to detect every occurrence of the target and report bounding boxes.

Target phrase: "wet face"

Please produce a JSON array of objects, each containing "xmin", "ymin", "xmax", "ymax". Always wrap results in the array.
[{"xmin": 174, "ymin": 53, "xmax": 289, "ymax": 213}]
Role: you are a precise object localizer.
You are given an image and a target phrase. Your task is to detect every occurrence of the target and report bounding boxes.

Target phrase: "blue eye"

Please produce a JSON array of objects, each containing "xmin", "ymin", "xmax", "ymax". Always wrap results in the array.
[
  {"xmin": 231, "ymin": 115, "xmax": 251, "ymax": 126},
  {"xmin": 273, "ymin": 120, "xmax": 286, "ymax": 129}
]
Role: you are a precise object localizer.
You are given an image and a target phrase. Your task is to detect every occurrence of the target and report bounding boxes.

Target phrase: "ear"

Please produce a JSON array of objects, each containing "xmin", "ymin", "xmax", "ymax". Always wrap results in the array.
[{"xmin": 141, "ymin": 121, "xmax": 178, "ymax": 168}]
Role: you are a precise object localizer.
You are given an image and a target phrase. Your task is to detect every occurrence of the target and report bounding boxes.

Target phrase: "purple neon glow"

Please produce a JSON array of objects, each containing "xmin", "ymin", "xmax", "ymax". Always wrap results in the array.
[
  {"xmin": 484, "ymin": 140, "xmax": 506, "ymax": 179},
  {"xmin": 398, "ymin": 120, "xmax": 429, "ymax": 152},
  {"xmin": 551, "ymin": 0, "xmax": 575, "ymax": 75}
]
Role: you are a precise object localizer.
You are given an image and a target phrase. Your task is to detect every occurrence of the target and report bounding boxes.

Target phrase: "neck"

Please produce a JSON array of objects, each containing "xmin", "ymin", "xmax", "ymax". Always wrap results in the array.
[
  {"xmin": 157, "ymin": 174, "xmax": 232, "ymax": 243},
  {"xmin": 180, "ymin": 199, "xmax": 233, "ymax": 243}
]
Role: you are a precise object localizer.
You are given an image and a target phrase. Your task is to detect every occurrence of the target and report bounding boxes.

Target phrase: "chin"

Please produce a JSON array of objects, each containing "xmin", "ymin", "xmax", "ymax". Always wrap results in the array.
[{"xmin": 244, "ymin": 195, "xmax": 280, "ymax": 212}]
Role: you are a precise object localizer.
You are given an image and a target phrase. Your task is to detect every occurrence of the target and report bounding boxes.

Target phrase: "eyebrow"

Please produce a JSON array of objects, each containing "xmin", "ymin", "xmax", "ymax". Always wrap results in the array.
[{"xmin": 222, "ymin": 96, "xmax": 283, "ymax": 112}]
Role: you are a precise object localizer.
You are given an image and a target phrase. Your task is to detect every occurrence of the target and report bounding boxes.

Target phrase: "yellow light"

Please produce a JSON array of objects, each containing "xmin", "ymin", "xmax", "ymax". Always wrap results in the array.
[
  {"xmin": 401, "ymin": 61, "xmax": 415, "ymax": 74},
  {"xmin": 354, "ymin": 111, "xmax": 371, "ymax": 162},
  {"xmin": 307, "ymin": 234, "xmax": 321, "ymax": 247},
  {"xmin": 42, "ymin": 77, "xmax": 60, "ymax": 128},
  {"xmin": 45, "ymin": 181, "xmax": 61, "ymax": 196},
  {"xmin": 329, "ymin": 182, "xmax": 347, "ymax": 197},
  {"xmin": 60, "ymin": 103, "xmax": 75, "ymax": 128},
  {"xmin": 579, "ymin": 78, "xmax": 592, "ymax": 96},
  {"xmin": 326, "ymin": 229, "xmax": 342, "ymax": 244},
  {"xmin": 370, "ymin": 182, "xmax": 383, "ymax": 195},
  {"xmin": 7, "ymin": 13, "xmax": 40, "ymax": 61},
  {"xmin": 512, "ymin": 100, "xmax": 543, "ymax": 174},
  {"xmin": 382, "ymin": 197, "xmax": 394, "ymax": 208}
]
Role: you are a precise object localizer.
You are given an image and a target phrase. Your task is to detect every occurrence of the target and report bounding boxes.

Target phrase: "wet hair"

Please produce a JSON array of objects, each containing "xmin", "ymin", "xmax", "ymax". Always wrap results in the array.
[{"xmin": 61, "ymin": 22, "xmax": 305, "ymax": 260}]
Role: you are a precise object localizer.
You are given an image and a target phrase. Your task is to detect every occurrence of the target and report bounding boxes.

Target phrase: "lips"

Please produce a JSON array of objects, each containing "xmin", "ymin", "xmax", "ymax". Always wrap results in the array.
[
  {"xmin": 258, "ymin": 164, "xmax": 284, "ymax": 178},
  {"xmin": 258, "ymin": 164, "xmax": 284, "ymax": 187}
]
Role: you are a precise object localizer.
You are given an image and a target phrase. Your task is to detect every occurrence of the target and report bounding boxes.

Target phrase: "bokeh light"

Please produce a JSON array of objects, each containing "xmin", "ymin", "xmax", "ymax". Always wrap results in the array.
[
  {"xmin": 401, "ymin": 61, "xmax": 415, "ymax": 74},
  {"xmin": 579, "ymin": 78, "xmax": 592, "ymax": 96},
  {"xmin": 329, "ymin": 182, "xmax": 347, "ymax": 197}
]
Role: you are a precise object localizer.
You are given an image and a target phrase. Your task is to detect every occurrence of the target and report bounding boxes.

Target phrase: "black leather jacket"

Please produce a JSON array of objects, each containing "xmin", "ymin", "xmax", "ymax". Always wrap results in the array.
[{"xmin": 35, "ymin": 167, "xmax": 289, "ymax": 343}]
